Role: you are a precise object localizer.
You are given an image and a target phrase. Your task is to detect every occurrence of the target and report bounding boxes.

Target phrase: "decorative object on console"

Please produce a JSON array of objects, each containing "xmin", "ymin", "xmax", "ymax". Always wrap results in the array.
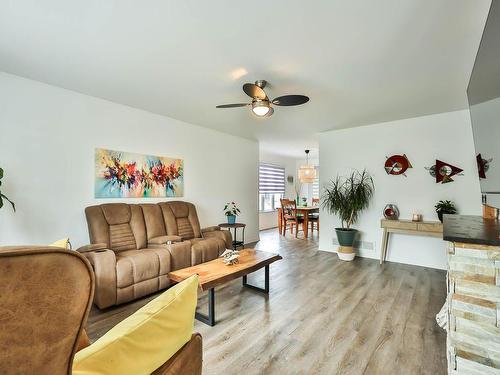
[
  {"xmin": 223, "ymin": 202, "xmax": 240, "ymax": 225},
  {"xmin": 0, "ymin": 167, "xmax": 15, "ymax": 212},
  {"xmin": 476, "ymin": 153, "xmax": 492, "ymax": 179},
  {"xmin": 434, "ymin": 200, "xmax": 457, "ymax": 223},
  {"xmin": 384, "ymin": 154, "xmax": 412, "ymax": 177},
  {"xmin": 298, "ymin": 150, "xmax": 317, "ymax": 183},
  {"xmin": 287, "ymin": 175, "xmax": 294, "ymax": 184},
  {"xmin": 220, "ymin": 249, "xmax": 240, "ymax": 265},
  {"xmin": 95, "ymin": 148, "xmax": 184, "ymax": 198},
  {"xmin": 322, "ymin": 169, "xmax": 374, "ymax": 261},
  {"xmin": 412, "ymin": 213, "xmax": 422, "ymax": 222},
  {"xmin": 383, "ymin": 204, "xmax": 399, "ymax": 220},
  {"xmin": 425, "ymin": 159, "xmax": 463, "ymax": 184}
]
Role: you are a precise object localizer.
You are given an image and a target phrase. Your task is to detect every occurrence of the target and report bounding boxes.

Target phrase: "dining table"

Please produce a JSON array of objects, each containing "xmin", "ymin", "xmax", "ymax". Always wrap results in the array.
[{"xmin": 277, "ymin": 206, "xmax": 319, "ymax": 239}]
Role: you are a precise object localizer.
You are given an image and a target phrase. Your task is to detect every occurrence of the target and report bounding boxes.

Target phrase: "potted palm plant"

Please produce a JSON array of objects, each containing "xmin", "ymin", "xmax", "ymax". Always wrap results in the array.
[
  {"xmin": 0, "ymin": 167, "xmax": 15, "ymax": 211},
  {"xmin": 322, "ymin": 170, "xmax": 374, "ymax": 261}
]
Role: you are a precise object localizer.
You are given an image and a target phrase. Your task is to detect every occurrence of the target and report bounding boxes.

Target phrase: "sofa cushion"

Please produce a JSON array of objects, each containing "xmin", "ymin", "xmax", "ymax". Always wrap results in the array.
[
  {"xmin": 101, "ymin": 203, "xmax": 131, "ymax": 225},
  {"xmin": 109, "ymin": 223, "xmax": 137, "ymax": 252},
  {"xmin": 73, "ymin": 275, "xmax": 198, "ymax": 375},
  {"xmin": 176, "ymin": 217, "xmax": 195, "ymax": 240},
  {"xmin": 116, "ymin": 250, "xmax": 160, "ymax": 288}
]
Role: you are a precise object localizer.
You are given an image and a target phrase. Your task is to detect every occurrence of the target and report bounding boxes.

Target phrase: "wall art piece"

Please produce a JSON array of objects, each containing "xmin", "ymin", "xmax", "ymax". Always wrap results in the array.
[
  {"xmin": 383, "ymin": 204, "xmax": 399, "ymax": 220},
  {"xmin": 425, "ymin": 159, "xmax": 463, "ymax": 184},
  {"xmin": 476, "ymin": 153, "xmax": 492, "ymax": 179},
  {"xmin": 384, "ymin": 154, "xmax": 412, "ymax": 177},
  {"xmin": 95, "ymin": 148, "xmax": 184, "ymax": 198}
]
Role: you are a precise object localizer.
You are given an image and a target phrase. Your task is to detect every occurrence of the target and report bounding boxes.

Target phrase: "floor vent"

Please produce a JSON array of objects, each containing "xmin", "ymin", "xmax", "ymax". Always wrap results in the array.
[{"xmin": 332, "ymin": 238, "xmax": 374, "ymax": 250}]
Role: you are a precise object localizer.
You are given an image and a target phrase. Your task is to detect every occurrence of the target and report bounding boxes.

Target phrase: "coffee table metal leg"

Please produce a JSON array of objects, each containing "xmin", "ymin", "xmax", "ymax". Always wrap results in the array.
[
  {"xmin": 242, "ymin": 265, "xmax": 269, "ymax": 294},
  {"xmin": 195, "ymin": 288, "xmax": 215, "ymax": 326}
]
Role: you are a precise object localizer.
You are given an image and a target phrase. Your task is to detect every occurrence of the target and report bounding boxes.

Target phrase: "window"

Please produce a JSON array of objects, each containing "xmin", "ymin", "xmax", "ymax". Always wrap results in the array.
[
  {"xmin": 312, "ymin": 166, "xmax": 320, "ymax": 199},
  {"xmin": 259, "ymin": 163, "xmax": 285, "ymax": 212}
]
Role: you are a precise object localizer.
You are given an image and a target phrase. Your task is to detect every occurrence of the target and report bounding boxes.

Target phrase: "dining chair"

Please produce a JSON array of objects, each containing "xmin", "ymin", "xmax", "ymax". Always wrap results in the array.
[
  {"xmin": 309, "ymin": 198, "xmax": 320, "ymax": 234},
  {"xmin": 280, "ymin": 199, "xmax": 304, "ymax": 238}
]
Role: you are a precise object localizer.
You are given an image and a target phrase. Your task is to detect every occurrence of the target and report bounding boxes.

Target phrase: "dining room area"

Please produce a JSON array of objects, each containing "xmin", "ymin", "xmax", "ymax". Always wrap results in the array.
[{"xmin": 258, "ymin": 149, "xmax": 320, "ymax": 241}]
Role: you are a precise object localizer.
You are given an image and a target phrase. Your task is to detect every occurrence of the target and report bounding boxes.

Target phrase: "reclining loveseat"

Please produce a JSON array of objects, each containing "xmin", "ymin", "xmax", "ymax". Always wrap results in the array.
[{"xmin": 80, "ymin": 201, "xmax": 232, "ymax": 309}]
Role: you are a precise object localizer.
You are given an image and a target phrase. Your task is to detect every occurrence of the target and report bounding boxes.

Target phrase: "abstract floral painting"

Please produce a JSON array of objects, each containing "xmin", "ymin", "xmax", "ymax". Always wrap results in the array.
[{"xmin": 95, "ymin": 148, "xmax": 184, "ymax": 198}]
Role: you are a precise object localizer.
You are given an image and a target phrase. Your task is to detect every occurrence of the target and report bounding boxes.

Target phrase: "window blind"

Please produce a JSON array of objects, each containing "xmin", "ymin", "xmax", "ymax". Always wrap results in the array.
[
  {"xmin": 312, "ymin": 167, "xmax": 320, "ymax": 198},
  {"xmin": 259, "ymin": 163, "xmax": 285, "ymax": 194}
]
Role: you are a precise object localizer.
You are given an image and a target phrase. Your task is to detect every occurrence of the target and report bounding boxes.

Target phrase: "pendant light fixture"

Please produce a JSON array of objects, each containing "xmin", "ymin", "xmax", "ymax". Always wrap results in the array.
[{"xmin": 298, "ymin": 149, "xmax": 316, "ymax": 183}]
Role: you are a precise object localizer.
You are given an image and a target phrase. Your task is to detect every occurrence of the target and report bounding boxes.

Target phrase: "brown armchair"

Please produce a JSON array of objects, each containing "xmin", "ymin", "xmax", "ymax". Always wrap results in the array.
[{"xmin": 0, "ymin": 246, "xmax": 202, "ymax": 375}]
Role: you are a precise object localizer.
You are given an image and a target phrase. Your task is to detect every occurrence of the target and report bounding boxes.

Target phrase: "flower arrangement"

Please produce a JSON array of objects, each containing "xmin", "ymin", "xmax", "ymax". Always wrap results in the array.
[{"xmin": 223, "ymin": 202, "xmax": 241, "ymax": 217}]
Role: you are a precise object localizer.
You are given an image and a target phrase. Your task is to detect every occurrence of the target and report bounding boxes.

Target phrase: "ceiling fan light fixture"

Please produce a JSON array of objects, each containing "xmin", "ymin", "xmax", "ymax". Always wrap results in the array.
[{"xmin": 251, "ymin": 101, "xmax": 271, "ymax": 117}]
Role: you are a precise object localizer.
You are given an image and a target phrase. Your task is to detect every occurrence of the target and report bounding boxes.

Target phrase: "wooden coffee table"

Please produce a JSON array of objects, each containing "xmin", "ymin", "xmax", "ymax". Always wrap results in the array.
[{"xmin": 168, "ymin": 249, "xmax": 282, "ymax": 326}]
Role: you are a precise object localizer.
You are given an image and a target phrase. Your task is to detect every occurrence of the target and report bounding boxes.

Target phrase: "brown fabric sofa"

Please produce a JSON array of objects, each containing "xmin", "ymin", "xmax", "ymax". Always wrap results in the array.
[
  {"xmin": 0, "ymin": 246, "xmax": 202, "ymax": 375},
  {"xmin": 83, "ymin": 201, "xmax": 232, "ymax": 309}
]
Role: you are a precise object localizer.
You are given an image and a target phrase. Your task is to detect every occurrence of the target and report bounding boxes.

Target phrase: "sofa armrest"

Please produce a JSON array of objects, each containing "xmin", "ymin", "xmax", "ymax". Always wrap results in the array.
[
  {"xmin": 165, "ymin": 241, "xmax": 192, "ymax": 270},
  {"xmin": 201, "ymin": 226, "xmax": 220, "ymax": 233},
  {"xmin": 203, "ymin": 230, "xmax": 233, "ymax": 250},
  {"xmin": 83, "ymin": 249, "xmax": 117, "ymax": 309},
  {"xmin": 149, "ymin": 235, "xmax": 183, "ymax": 246},
  {"xmin": 151, "ymin": 333, "xmax": 202, "ymax": 375},
  {"xmin": 77, "ymin": 243, "xmax": 108, "ymax": 253}
]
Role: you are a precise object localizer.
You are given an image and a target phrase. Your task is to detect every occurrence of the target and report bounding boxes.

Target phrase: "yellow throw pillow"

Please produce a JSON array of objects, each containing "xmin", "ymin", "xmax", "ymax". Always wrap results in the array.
[
  {"xmin": 49, "ymin": 238, "xmax": 71, "ymax": 249},
  {"xmin": 72, "ymin": 275, "xmax": 199, "ymax": 375}
]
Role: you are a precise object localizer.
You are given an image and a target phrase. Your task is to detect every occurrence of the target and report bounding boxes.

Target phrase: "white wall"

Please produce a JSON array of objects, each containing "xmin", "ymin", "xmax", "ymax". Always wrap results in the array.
[
  {"xmin": 319, "ymin": 110, "xmax": 482, "ymax": 270},
  {"xmin": 259, "ymin": 150, "xmax": 297, "ymax": 230},
  {"xmin": 0, "ymin": 73, "xmax": 259, "ymax": 247}
]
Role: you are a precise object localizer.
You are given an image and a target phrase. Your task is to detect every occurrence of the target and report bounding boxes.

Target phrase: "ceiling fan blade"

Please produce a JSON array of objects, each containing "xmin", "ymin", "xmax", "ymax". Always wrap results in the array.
[
  {"xmin": 243, "ymin": 83, "xmax": 267, "ymax": 99},
  {"xmin": 272, "ymin": 95, "xmax": 310, "ymax": 106},
  {"xmin": 216, "ymin": 103, "xmax": 249, "ymax": 108}
]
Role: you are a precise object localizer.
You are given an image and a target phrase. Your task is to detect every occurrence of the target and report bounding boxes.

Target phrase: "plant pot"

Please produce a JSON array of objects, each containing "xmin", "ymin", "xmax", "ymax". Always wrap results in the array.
[
  {"xmin": 227, "ymin": 215, "xmax": 236, "ymax": 225},
  {"xmin": 437, "ymin": 211, "xmax": 454, "ymax": 223},
  {"xmin": 335, "ymin": 228, "xmax": 357, "ymax": 261}
]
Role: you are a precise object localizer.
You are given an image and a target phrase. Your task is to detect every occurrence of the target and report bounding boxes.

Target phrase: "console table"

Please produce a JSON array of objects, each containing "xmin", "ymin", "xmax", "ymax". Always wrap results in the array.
[{"xmin": 380, "ymin": 219, "xmax": 443, "ymax": 264}]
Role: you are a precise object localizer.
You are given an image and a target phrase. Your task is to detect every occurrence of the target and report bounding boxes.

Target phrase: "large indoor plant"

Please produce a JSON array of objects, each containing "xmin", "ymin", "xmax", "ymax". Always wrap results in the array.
[
  {"xmin": 0, "ymin": 167, "xmax": 15, "ymax": 212},
  {"xmin": 322, "ymin": 170, "xmax": 374, "ymax": 261}
]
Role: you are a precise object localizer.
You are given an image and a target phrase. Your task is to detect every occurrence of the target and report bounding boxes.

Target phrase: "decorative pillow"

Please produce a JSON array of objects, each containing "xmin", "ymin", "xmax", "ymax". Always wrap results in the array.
[
  {"xmin": 49, "ymin": 238, "xmax": 71, "ymax": 249},
  {"xmin": 72, "ymin": 275, "xmax": 199, "ymax": 375}
]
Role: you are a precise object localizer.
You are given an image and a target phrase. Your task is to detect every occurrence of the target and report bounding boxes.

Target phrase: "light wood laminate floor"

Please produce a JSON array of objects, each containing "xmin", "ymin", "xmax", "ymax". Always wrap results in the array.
[{"xmin": 87, "ymin": 228, "xmax": 447, "ymax": 375}]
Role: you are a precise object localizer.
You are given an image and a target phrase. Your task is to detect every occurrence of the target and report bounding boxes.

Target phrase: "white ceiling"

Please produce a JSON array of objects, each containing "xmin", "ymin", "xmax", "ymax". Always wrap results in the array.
[{"xmin": 0, "ymin": 0, "xmax": 491, "ymax": 158}]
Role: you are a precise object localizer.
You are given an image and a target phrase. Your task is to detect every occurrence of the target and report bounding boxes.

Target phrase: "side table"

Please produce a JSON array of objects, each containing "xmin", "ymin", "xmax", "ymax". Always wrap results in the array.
[{"xmin": 218, "ymin": 223, "xmax": 246, "ymax": 250}]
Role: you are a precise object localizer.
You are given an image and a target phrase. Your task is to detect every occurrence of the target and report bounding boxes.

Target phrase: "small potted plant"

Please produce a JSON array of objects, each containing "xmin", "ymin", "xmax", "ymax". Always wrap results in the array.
[
  {"xmin": 0, "ymin": 167, "xmax": 15, "ymax": 212},
  {"xmin": 322, "ymin": 170, "xmax": 374, "ymax": 261},
  {"xmin": 435, "ymin": 200, "xmax": 457, "ymax": 222},
  {"xmin": 223, "ymin": 202, "xmax": 240, "ymax": 225}
]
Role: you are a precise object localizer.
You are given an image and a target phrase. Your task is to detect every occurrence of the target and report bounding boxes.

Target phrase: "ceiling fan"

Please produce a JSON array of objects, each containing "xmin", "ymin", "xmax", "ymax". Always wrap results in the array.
[{"xmin": 216, "ymin": 80, "xmax": 309, "ymax": 117}]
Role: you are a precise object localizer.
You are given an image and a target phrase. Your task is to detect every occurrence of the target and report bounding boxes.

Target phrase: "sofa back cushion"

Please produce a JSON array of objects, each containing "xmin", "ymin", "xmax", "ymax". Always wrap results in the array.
[
  {"xmin": 85, "ymin": 204, "xmax": 147, "ymax": 252},
  {"xmin": 140, "ymin": 204, "xmax": 167, "ymax": 241},
  {"xmin": 158, "ymin": 201, "xmax": 202, "ymax": 240}
]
